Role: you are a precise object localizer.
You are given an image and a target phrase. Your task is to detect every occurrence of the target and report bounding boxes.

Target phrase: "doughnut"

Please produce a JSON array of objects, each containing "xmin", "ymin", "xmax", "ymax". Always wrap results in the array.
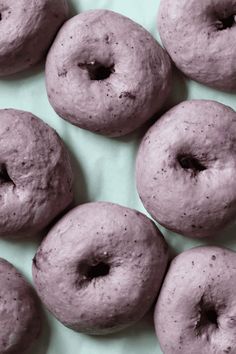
[
  {"xmin": 45, "ymin": 9, "xmax": 172, "ymax": 137},
  {"xmin": 32, "ymin": 202, "xmax": 169, "ymax": 334},
  {"xmin": 136, "ymin": 100, "xmax": 236, "ymax": 238},
  {"xmin": 154, "ymin": 246, "xmax": 236, "ymax": 354},
  {"xmin": 0, "ymin": 0, "xmax": 68, "ymax": 76},
  {"xmin": 0, "ymin": 258, "xmax": 41, "ymax": 353},
  {"xmin": 0, "ymin": 109, "xmax": 73, "ymax": 237},
  {"xmin": 158, "ymin": 0, "xmax": 236, "ymax": 90}
]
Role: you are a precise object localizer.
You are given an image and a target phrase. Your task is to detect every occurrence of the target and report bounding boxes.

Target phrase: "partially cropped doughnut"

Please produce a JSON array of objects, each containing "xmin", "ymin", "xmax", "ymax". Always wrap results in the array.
[
  {"xmin": 154, "ymin": 246, "xmax": 236, "ymax": 354},
  {"xmin": 46, "ymin": 9, "xmax": 172, "ymax": 137},
  {"xmin": 32, "ymin": 202, "xmax": 169, "ymax": 334},
  {"xmin": 0, "ymin": 109, "xmax": 73, "ymax": 237},
  {"xmin": 0, "ymin": 258, "xmax": 41, "ymax": 353},
  {"xmin": 0, "ymin": 0, "xmax": 68, "ymax": 76},
  {"xmin": 158, "ymin": 0, "xmax": 236, "ymax": 90},
  {"xmin": 136, "ymin": 100, "xmax": 236, "ymax": 238}
]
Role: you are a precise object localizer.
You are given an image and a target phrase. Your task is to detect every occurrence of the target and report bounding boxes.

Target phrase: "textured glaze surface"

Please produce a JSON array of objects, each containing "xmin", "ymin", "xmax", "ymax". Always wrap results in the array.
[
  {"xmin": 136, "ymin": 100, "xmax": 236, "ymax": 238},
  {"xmin": 0, "ymin": 258, "xmax": 41, "ymax": 354},
  {"xmin": 0, "ymin": 0, "xmax": 68, "ymax": 76},
  {"xmin": 154, "ymin": 246, "xmax": 236, "ymax": 354},
  {"xmin": 0, "ymin": 109, "xmax": 73, "ymax": 237},
  {"xmin": 158, "ymin": 0, "xmax": 236, "ymax": 90},
  {"xmin": 32, "ymin": 202, "xmax": 169, "ymax": 335},
  {"xmin": 46, "ymin": 9, "xmax": 172, "ymax": 137},
  {"xmin": 3, "ymin": 0, "xmax": 236, "ymax": 353}
]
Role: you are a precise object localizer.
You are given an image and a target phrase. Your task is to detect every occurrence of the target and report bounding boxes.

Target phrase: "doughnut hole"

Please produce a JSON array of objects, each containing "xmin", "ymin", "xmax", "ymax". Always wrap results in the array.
[
  {"xmin": 0, "ymin": 163, "xmax": 14, "ymax": 185},
  {"xmin": 86, "ymin": 262, "xmax": 110, "ymax": 279},
  {"xmin": 78, "ymin": 259, "xmax": 110, "ymax": 284},
  {"xmin": 216, "ymin": 14, "xmax": 236, "ymax": 30},
  {"xmin": 195, "ymin": 297, "xmax": 219, "ymax": 336},
  {"xmin": 177, "ymin": 154, "xmax": 206, "ymax": 175},
  {"xmin": 0, "ymin": 6, "xmax": 12, "ymax": 23},
  {"xmin": 77, "ymin": 61, "xmax": 115, "ymax": 81}
]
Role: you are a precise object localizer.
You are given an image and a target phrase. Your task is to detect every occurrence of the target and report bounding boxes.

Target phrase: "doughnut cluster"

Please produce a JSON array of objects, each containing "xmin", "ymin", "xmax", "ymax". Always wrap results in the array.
[{"xmin": 0, "ymin": 1, "xmax": 236, "ymax": 353}]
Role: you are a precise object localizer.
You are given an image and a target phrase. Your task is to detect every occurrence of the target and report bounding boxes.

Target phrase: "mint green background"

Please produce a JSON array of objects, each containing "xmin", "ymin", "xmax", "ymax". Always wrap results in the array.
[{"xmin": 0, "ymin": 1, "xmax": 236, "ymax": 353}]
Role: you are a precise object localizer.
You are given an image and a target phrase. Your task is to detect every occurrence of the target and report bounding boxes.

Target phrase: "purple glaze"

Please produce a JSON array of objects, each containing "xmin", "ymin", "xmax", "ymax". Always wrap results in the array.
[
  {"xmin": 158, "ymin": 0, "xmax": 236, "ymax": 90},
  {"xmin": 0, "ymin": 109, "xmax": 73, "ymax": 237},
  {"xmin": 32, "ymin": 202, "xmax": 169, "ymax": 334},
  {"xmin": 136, "ymin": 100, "xmax": 236, "ymax": 238},
  {"xmin": 0, "ymin": 0, "xmax": 68, "ymax": 76},
  {"xmin": 154, "ymin": 246, "xmax": 236, "ymax": 354},
  {"xmin": 46, "ymin": 9, "xmax": 172, "ymax": 137},
  {"xmin": 0, "ymin": 258, "xmax": 41, "ymax": 353}
]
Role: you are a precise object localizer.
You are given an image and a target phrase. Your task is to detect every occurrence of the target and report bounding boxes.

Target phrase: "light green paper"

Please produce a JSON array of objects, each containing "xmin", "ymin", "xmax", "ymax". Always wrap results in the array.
[{"xmin": 0, "ymin": 1, "xmax": 236, "ymax": 353}]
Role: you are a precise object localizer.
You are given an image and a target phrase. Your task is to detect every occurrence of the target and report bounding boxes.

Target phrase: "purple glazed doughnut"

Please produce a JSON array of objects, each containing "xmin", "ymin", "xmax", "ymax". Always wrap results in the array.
[
  {"xmin": 46, "ymin": 9, "xmax": 172, "ymax": 137},
  {"xmin": 0, "ymin": 258, "xmax": 41, "ymax": 354},
  {"xmin": 0, "ymin": 109, "xmax": 73, "ymax": 237},
  {"xmin": 158, "ymin": 0, "xmax": 236, "ymax": 90},
  {"xmin": 0, "ymin": 0, "xmax": 68, "ymax": 76},
  {"xmin": 154, "ymin": 246, "xmax": 236, "ymax": 354},
  {"xmin": 32, "ymin": 202, "xmax": 169, "ymax": 334},
  {"xmin": 136, "ymin": 100, "xmax": 236, "ymax": 238}
]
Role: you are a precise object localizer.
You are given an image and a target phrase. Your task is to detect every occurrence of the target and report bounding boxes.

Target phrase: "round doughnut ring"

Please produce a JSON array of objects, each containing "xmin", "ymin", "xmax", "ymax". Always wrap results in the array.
[
  {"xmin": 0, "ymin": 109, "xmax": 73, "ymax": 237},
  {"xmin": 158, "ymin": 0, "xmax": 236, "ymax": 90},
  {"xmin": 32, "ymin": 202, "xmax": 169, "ymax": 334},
  {"xmin": 155, "ymin": 246, "xmax": 236, "ymax": 354},
  {"xmin": 0, "ymin": 0, "xmax": 68, "ymax": 76},
  {"xmin": 0, "ymin": 258, "xmax": 41, "ymax": 353},
  {"xmin": 136, "ymin": 100, "xmax": 236, "ymax": 238},
  {"xmin": 46, "ymin": 9, "xmax": 172, "ymax": 137}
]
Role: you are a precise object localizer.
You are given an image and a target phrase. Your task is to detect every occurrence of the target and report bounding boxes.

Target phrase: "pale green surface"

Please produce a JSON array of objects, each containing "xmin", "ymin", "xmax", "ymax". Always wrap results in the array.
[{"xmin": 0, "ymin": 1, "xmax": 236, "ymax": 353}]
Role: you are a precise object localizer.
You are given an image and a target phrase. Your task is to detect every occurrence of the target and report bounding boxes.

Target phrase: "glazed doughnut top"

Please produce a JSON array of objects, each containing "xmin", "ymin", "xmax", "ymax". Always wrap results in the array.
[
  {"xmin": 136, "ymin": 100, "xmax": 236, "ymax": 238},
  {"xmin": 0, "ymin": 109, "xmax": 73, "ymax": 236},
  {"xmin": 0, "ymin": 258, "xmax": 40, "ymax": 354},
  {"xmin": 0, "ymin": 0, "xmax": 68, "ymax": 76},
  {"xmin": 46, "ymin": 9, "xmax": 171, "ymax": 136},
  {"xmin": 33, "ymin": 202, "xmax": 169, "ymax": 334},
  {"xmin": 155, "ymin": 246, "xmax": 236, "ymax": 354},
  {"xmin": 158, "ymin": 0, "xmax": 236, "ymax": 90}
]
